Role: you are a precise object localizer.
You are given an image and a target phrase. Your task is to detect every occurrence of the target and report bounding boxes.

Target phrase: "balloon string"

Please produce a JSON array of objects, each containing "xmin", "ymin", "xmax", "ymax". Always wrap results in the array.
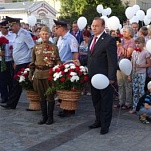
[{"xmin": 111, "ymin": 84, "xmax": 122, "ymax": 126}]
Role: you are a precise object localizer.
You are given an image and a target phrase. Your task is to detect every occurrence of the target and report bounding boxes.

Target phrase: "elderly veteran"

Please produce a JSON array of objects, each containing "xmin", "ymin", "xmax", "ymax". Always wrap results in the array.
[{"xmin": 29, "ymin": 26, "xmax": 62, "ymax": 125}]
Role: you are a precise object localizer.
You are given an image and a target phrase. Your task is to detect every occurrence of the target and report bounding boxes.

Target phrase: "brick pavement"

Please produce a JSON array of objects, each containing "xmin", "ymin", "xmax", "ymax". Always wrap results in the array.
[{"xmin": 0, "ymin": 91, "xmax": 151, "ymax": 151}]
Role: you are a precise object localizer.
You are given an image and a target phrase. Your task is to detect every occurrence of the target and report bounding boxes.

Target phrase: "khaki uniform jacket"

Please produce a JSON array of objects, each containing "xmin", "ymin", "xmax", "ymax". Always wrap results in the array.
[{"xmin": 29, "ymin": 41, "xmax": 62, "ymax": 79}]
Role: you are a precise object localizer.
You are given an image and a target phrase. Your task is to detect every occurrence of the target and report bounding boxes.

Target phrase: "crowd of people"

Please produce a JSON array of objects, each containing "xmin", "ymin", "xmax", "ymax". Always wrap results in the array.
[
  {"xmin": 111, "ymin": 22, "xmax": 151, "ymax": 125},
  {"xmin": 0, "ymin": 15, "xmax": 151, "ymax": 135}
]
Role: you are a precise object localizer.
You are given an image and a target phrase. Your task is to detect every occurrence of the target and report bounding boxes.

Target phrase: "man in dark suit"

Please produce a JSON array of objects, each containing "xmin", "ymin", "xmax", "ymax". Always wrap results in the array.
[
  {"xmin": 73, "ymin": 17, "xmax": 117, "ymax": 134},
  {"xmin": 70, "ymin": 20, "xmax": 83, "ymax": 44}
]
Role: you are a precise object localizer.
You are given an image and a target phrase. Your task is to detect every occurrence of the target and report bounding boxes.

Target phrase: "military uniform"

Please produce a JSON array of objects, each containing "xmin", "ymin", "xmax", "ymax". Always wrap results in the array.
[
  {"xmin": 53, "ymin": 19, "xmax": 79, "ymax": 117},
  {"xmin": 29, "ymin": 26, "xmax": 62, "ymax": 125},
  {"xmin": 0, "ymin": 30, "xmax": 15, "ymax": 103},
  {"xmin": 0, "ymin": 16, "xmax": 35, "ymax": 109},
  {"xmin": 0, "ymin": 20, "xmax": 15, "ymax": 103},
  {"xmin": 57, "ymin": 32, "xmax": 79, "ymax": 63},
  {"xmin": 29, "ymin": 42, "xmax": 61, "ymax": 101}
]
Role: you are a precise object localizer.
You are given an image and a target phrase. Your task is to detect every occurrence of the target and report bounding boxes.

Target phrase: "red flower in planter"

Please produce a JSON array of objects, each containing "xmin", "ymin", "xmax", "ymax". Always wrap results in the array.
[{"xmin": 47, "ymin": 63, "xmax": 89, "ymax": 92}]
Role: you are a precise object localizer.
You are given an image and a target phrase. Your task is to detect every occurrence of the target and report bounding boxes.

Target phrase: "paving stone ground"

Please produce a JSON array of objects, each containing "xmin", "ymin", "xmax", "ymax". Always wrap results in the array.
[{"xmin": 0, "ymin": 91, "xmax": 151, "ymax": 151}]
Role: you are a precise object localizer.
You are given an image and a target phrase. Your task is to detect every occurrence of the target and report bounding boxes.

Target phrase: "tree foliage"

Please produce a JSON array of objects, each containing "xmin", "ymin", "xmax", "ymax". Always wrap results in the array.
[{"xmin": 58, "ymin": 0, "xmax": 127, "ymax": 25}]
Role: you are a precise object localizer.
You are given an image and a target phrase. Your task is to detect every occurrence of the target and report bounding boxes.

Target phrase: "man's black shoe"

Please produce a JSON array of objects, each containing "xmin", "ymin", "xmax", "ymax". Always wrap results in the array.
[
  {"xmin": 0, "ymin": 99, "xmax": 7, "ymax": 103},
  {"xmin": 146, "ymin": 116, "xmax": 151, "ymax": 122},
  {"xmin": 58, "ymin": 110, "xmax": 66, "ymax": 114},
  {"xmin": 58, "ymin": 111, "xmax": 69, "ymax": 117},
  {"xmin": 26, "ymin": 108, "xmax": 39, "ymax": 111},
  {"xmin": 0, "ymin": 104, "xmax": 16, "ymax": 109},
  {"xmin": 88, "ymin": 123, "xmax": 101, "ymax": 129},
  {"xmin": 100, "ymin": 128, "xmax": 109, "ymax": 135},
  {"xmin": 58, "ymin": 110, "xmax": 75, "ymax": 117}
]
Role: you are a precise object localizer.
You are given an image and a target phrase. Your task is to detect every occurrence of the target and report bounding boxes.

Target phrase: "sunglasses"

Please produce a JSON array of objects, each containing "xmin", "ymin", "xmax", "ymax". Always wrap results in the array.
[
  {"xmin": 55, "ymin": 25, "xmax": 62, "ymax": 30},
  {"xmin": 9, "ymin": 23, "xmax": 16, "ymax": 27}
]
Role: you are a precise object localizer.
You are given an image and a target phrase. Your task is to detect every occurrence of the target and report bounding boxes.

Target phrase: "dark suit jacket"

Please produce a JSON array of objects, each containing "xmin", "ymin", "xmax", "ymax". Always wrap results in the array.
[
  {"xmin": 86, "ymin": 32, "xmax": 117, "ymax": 80},
  {"xmin": 70, "ymin": 30, "xmax": 83, "ymax": 44},
  {"xmin": 80, "ymin": 32, "xmax": 117, "ymax": 129}
]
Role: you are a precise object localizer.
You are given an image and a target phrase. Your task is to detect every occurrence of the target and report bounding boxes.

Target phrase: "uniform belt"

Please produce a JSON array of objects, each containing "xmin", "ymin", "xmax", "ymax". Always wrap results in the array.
[{"xmin": 35, "ymin": 65, "xmax": 50, "ymax": 70}]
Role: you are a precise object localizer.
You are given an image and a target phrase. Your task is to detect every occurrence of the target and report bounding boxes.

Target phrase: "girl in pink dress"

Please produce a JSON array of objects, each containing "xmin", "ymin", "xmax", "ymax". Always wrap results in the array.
[{"xmin": 130, "ymin": 37, "xmax": 151, "ymax": 114}]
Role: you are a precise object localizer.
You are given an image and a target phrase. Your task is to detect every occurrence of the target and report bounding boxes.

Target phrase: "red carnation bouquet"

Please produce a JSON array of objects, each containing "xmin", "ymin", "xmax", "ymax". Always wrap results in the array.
[
  {"xmin": 47, "ymin": 63, "xmax": 89, "ymax": 93},
  {"xmin": 0, "ymin": 36, "xmax": 9, "ymax": 72},
  {"xmin": 14, "ymin": 67, "xmax": 33, "ymax": 90}
]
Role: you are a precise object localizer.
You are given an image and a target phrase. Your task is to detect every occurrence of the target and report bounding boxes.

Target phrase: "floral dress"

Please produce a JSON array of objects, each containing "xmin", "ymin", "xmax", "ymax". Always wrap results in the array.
[{"xmin": 79, "ymin": 41, "xmax": 88, "ymax": 61}]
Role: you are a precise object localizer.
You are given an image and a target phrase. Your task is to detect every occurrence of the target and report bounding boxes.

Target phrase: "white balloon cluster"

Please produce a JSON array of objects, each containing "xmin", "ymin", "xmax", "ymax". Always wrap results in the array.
[
  {"xmin": 96, "ymin": 4, "xmax": 112, "ymax": 16},
  {"xmin": 125, "ymin": 5, "xmax": 151, "ymax": 25},
  {"xmin": 77, "ymin": 16, "xmax": 87, "ymax": 30},
  {"xmin": 96, "ymin": 4, "xmax": 121, "ymax": 30},
  {"xmin": 91, "ymin": 60, "xmax": 132, "ymax": 78},
  {"xmin": 27, "ymin": 15, "xmax": 37, "ymax": 26},
  {"xmin": 106, "ymin": 16, "xmax": 120, "ymax": 30}
]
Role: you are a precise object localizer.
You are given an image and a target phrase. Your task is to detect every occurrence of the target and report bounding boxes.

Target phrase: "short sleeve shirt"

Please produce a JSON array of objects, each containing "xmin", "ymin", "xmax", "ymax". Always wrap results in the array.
[
  {"xmin": 120, "ymin": 38, "xmax": 136, "ymax": 58},
  {"xmin": 13, "ymin": 28, "xmax": 35, "ymax": 65},
  {"xmin": 57, "ymin": 32, "xmax": 78, "ymax": 63},
  {"xmin": 0, "ymin": 31, "xmax": 16, "ymax": 61},
  {"xmin": 132, "ymin": 49, "xmax": 150, "ymax": 73}
]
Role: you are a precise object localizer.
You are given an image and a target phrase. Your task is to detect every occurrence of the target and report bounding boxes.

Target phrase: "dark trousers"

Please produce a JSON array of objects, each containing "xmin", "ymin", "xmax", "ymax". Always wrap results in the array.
[
  {"xmin": 7, "ymin": 62, "xmax": 30, "ymax": 108},
  {"xmin": 91, "ymin": 83, "xmax": 114, "ymax": 129},
  {"xmin": 0, "ymin": 61, "xmax": 14, "ymax": 102}
]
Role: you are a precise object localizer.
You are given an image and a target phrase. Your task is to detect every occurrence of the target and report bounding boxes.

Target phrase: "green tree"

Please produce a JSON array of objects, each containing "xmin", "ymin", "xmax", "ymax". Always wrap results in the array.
[{"xmin": 58, "ymin": 0, "xmax": 127, "ymax": 25}]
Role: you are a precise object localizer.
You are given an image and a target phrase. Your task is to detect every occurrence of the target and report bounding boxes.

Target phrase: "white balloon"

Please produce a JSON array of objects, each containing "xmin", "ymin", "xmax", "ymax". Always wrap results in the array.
[
  {"xmin": 136, "ymin": 10, "xmax": 145, "ymax": 21},
  {"xmin": 120, "ymin": 28, "xmax": 123, "ymax": 34},
  {"xmin": 91, "ymin": 74, "xmax": 109, "ymax": 89},
  {"xmin": 77, "ymin": 16, "xmax": 87, "ymax": 30},
  {"xmin": 27, "ymin": 16, "xmax": 37, "ymax": 26},
  {"xmin": 147, "ymin": 8, "xmax": 151, "ymax": 19},
  {"xmin": 147, "ymin": 25, "xmax": 151, "ymax": 29},
  {"xmin": 106, "ymin": 16, "xmax": 120, "ymax": 30},
  {"xmin": 118, "ymin": 24, "xmax": 122, "ymax": 30},
  {"xmin": 102, "ymin": 8, "xmax": 109, "ymax": 16},
  {"xmin": 144, "ymin": 16, "xmax": 151, "ymax": 25},
  {"xmin": 96, "ymin": 4, "xmax": 103, "ymax": 14},
  {"xmin": 132, "ymin": 5, "xmax": 140, "ymax": 14},
  {"xmin": 119, "ymin": 59, "xmax": 132, "ymax": 75},
  {"xmin": 146, "ymin": 40, "xmax": 151, "ymax": 53},
  {"xmin": 106, "ymin": 7, "xmax": 112, "ymax": 16},
  {"xmin": 125, "ymin": 7, "xmax": 135, "ymax": 19},
  {"xmin": 130, "ymin": 16, "xmax": 139, "ymax": 24},
  {"xmin": 101, "ymin": 16, "xmax": 108, "ymax": 25},
  {"xmin": 106, "ymin": 19, "xmax": 112, "ymax": 30}
]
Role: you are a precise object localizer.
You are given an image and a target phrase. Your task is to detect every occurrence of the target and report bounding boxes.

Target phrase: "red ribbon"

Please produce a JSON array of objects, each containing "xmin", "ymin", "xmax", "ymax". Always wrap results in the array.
[{"xmin": 135, "ymin": 48, "xmax": 142, "ymax": 52}]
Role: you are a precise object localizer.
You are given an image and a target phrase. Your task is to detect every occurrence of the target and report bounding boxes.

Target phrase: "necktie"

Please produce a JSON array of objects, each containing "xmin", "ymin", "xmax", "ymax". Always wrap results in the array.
[
  {"xmin": 90, "ymin": 37, "xmax": 98, "ymax": 53},
  {"xmin": 73, "ymin": 32, "xmax": 77, "ymax": 37}
]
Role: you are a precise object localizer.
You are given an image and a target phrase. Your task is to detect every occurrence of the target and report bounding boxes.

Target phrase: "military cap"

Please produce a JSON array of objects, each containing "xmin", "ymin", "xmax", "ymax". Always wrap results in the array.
[
  {"xmin": 53, "ymin": 19, "xmax": 67, "ymax": 27},
  {"xmin": 40, "ymin": 26, "xmax": 50, "ymax": 33},
  {"xmin": 0, "ymin": 20, "xmax": 9, "ymax": 28},
  {"xmin": 5, "ymin": 16, "xmax": 22, "ymax": 25}
]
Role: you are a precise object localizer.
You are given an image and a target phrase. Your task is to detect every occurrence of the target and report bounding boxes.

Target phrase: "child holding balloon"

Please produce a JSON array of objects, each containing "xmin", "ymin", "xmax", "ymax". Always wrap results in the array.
[{"xmin": 129, "ymin": 37, "xmax": 151, "ymax": 114}]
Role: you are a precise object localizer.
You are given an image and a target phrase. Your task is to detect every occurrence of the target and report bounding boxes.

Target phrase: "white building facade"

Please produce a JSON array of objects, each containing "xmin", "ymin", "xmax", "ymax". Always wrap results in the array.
[
  {"xmin": 0, "ymin": 1, "xmax": 58, "ymax": 28},
  {"xmin": 121, "ymin": 0, "xmax": 151, "ymax": 11}
]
